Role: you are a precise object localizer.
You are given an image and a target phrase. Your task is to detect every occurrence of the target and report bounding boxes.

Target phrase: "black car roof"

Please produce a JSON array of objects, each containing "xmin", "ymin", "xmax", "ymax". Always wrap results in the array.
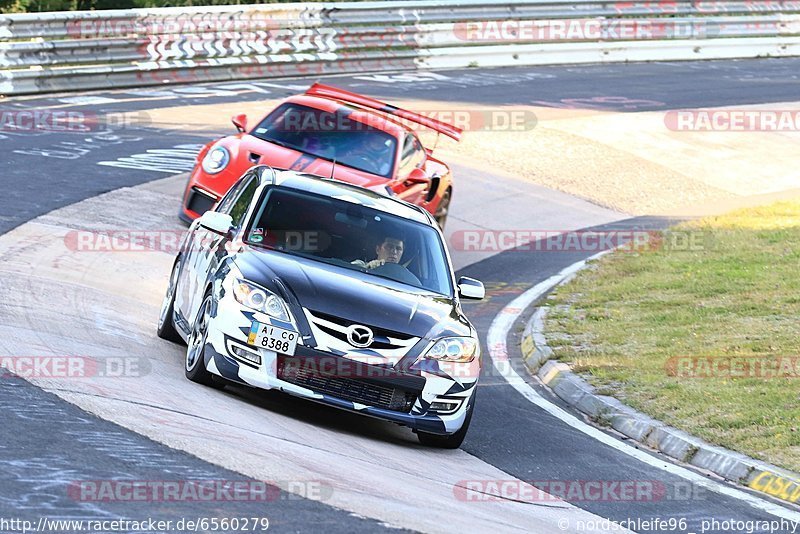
[{"xmin": 262, "ymin": 168, "xmax": 434, "ymax": 225}]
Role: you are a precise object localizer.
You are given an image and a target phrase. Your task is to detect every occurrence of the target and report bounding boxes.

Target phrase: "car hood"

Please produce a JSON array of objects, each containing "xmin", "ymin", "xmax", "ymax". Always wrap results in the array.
[{"xmin": 232, "ymin": 248, "xmax": 469, "ymax": 339}]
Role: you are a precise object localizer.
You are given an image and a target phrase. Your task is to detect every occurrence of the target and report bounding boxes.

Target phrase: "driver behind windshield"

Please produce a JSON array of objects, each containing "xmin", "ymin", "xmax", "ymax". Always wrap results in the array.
[
  {"xmin": 347, "ymin": 133, "xmax": 394, "ymax": 176},
  {"xmin": 352, "ymin": 234, "xmax": 404, "ymax": 270}
]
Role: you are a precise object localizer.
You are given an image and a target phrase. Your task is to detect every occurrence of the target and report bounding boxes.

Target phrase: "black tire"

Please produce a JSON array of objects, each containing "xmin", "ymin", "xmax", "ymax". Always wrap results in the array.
[
  {"xmin": 185, "ymin": 293, "xmax": 223, "ymax": 389},
  {"xmin": 417, "ymin": 393, "xmax": 475, "ymax": 449},
  {"xmin": 157, "ymin": 259, "xmax": 183, "ymax": 344},
  {"xmin": 434, "ymin": 189, "xmax": 451, "ymax": 230}
]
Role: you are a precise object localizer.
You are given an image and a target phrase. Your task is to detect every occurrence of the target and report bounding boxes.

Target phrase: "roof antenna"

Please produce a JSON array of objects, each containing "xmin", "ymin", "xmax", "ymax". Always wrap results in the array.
[{"xmin": 329, "ymin": 159, "xmax": 336, "ymax": 180}]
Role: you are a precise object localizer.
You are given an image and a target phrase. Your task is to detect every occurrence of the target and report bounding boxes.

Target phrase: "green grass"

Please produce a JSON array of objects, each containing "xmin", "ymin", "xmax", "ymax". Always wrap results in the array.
[{"xmin": 544, "ymin": 200, "xmax": 800, "ymax": 472}]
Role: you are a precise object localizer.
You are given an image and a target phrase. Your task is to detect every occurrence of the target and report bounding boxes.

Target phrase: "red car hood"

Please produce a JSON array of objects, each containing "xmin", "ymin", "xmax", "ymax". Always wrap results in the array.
[{"xmin": 225, "ymin": 134, "xmax": 390, "ymax": 190}]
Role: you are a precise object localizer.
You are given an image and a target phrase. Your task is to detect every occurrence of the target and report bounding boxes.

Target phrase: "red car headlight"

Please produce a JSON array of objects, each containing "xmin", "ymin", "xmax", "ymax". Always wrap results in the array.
[{"xmin": 201, "ymin": 146, "xmax": 230, "ymax": 175}]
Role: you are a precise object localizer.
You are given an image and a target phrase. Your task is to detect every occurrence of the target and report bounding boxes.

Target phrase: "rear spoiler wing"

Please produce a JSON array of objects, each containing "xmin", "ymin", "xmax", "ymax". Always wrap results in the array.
[{"xmin": 305, "ymin": 82, "xmax": 463, "ymax": 142}]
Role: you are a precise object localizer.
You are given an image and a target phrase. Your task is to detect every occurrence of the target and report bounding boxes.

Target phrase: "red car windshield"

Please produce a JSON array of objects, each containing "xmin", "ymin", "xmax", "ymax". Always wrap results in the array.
[{"xmin": 251, "ymin": 103, "xmax": 398, "ymax": 178}]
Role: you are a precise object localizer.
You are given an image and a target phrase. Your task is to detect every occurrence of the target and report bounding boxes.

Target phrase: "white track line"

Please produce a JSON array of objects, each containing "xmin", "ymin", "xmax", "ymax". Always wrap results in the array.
[{"xmin": 486, "ymin": 252, "xmax": 800, "ymax": 522}]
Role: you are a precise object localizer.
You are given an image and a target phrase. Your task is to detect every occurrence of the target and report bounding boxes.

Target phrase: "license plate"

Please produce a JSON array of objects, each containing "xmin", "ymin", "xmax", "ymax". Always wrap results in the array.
[{"xmin": 247, "ymin": 322, "xmax": 299, "ymax": 355}]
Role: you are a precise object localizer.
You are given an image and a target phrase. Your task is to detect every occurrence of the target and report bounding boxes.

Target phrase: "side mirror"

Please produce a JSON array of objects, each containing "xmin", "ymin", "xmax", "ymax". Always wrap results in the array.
[
  {"xmin": 405, "ymin": 168, "xmax": 430, "ymax": 185},
  {"xmin": 231, "ymin": 113, "xmax": 248, "ymax": 133},
  {"xmin": 199, "ymin": 212, "xmax": 233, "ymax": 235},
  {"xmin": 457, "ymin": 276, "xmax": 485, "ymax": 300}
]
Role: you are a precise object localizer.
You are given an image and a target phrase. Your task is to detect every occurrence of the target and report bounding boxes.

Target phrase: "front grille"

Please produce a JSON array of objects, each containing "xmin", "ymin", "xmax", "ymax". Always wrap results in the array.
[
  {"xmin": 315, "ymin": 323, "xmax": 398, "ymax": 350},
  {"xmin": 277, "ymin": 355, "xmax": 418, "ymax": 412},
  {"xmin": 186, "ymin": 188, "xmax": 216, "ymax": 216},
  {"xmin": 308, "ymin": 309, "xmax": 417, "ymax": 349}
]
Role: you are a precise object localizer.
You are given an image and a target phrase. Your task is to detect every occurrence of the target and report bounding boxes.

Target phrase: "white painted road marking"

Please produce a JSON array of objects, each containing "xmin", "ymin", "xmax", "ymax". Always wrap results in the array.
[
  {"xmin": 57, "ymin": 96, "xmax": 118, "ymax": 105},
  {"xmin": 97, "ymin": 144, "xmax": 202, "ymax": 174},
  {"xmin": 486, "ymin": 251, "xmax": 800, "ymax": 522}
]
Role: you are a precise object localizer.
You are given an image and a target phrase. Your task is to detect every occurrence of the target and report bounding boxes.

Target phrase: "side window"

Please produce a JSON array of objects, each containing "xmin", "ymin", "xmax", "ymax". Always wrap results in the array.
[
  {"xmin": 398, "ymin": 135, "xmax": 425, "ymax": 176},
  {"xmin": 216, "ymin": 172, "xmax": 254, "ymax": 214},
  {"xmin": 229, "ymin": 178, "xmax": 259, "ymax": 229}
]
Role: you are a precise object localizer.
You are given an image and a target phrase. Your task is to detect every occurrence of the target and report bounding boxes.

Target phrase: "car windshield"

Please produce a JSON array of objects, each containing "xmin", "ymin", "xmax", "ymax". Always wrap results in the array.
[
  {"xmin": 245, "ymin": 187, "xmax": 452, "ymax": 296},
  {"xmin": 250, "ymin": 103, "xmax": 398, "ymax": 178}
]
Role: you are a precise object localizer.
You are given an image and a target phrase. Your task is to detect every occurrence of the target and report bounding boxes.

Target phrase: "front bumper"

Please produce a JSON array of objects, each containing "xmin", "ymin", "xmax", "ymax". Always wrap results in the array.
[
  {"xmin": 180, "ymin": 161, "xmax": 239, "ymax": 222},
  {"xmin": 180, "ymin": 184, "xmax": 220, "ymax": 223},
  {"xmin": 201, "ymin": 289, "xmax": 477, "ymax": 435}
]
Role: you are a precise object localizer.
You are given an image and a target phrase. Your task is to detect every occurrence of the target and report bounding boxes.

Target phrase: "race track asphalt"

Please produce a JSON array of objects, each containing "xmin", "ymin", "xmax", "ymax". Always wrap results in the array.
[{"xmin": 2, "ymin": 59, "xmax": 799, "ymax": 533}]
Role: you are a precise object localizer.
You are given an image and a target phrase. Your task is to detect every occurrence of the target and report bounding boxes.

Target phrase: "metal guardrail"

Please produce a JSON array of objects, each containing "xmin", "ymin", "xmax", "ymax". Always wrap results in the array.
[{"xmin": 1, "ymin": 0, "xmax": 800, "ymax": 96}]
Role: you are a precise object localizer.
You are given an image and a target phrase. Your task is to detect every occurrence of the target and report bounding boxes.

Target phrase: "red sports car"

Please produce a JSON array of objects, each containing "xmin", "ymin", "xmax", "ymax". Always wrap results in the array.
[{"xmin": 180, "ymin": 83, "xmax": 462, "ymax": 228}]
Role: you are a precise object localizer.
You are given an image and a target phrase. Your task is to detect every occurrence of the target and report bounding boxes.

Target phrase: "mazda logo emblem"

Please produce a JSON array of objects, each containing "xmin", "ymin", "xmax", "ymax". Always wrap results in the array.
[{"xmin": 346, "ymin": 325, "xmax": 374, "ymax": 348}]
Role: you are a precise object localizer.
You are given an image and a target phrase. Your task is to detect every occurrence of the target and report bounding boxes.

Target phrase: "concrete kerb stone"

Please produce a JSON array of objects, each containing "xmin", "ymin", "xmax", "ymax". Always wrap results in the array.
[
  {"xmin": 520, "ymin": 307, "xmax": 553, "ymax": 372},
  {"xmin": 520, "ymin": 302, "xmax": 800, "ymax": 507}
]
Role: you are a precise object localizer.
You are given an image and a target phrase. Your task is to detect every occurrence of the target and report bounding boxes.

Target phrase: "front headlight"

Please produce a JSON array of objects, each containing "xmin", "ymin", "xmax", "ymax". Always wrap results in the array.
[
  {"xmin": 232, "ymin": 279, "xmax": 291, "ymax": 322},
  {"xmin": 423, "ymin": 337, "xmax": 478, "ymax": 363},
  {"xmin": 201, "ymin": 146, "xmax": 230, "ymax": 174}
]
